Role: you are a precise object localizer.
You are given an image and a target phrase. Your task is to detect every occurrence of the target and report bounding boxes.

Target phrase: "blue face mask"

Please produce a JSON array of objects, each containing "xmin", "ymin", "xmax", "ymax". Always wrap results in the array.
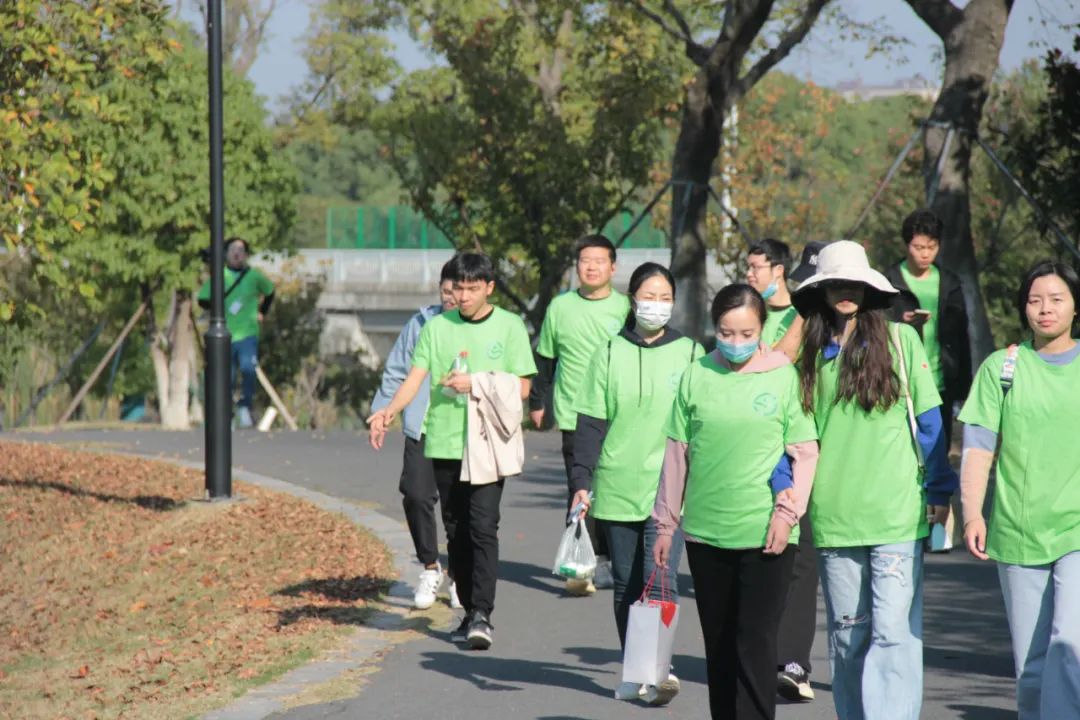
[
  {"xmin": 760, "ymin": 281, "xmax": 778, "ymax": 300},
  {"xmin": 716, "ymin": 338, "xmax": 758, "ymax": 363}
]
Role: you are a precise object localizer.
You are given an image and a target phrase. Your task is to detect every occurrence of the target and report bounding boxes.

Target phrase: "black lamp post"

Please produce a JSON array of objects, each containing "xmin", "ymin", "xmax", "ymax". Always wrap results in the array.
[{"xmin": 204, "ymin": 0, "xmax": 232, "ymax": 498}]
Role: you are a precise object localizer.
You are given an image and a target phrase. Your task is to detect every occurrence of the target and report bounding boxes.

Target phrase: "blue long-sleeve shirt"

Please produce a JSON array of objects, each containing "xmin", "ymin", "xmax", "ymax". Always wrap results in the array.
[{"xmin": 370, "ymin": 304, "xmax": 442, "ymax": 440}]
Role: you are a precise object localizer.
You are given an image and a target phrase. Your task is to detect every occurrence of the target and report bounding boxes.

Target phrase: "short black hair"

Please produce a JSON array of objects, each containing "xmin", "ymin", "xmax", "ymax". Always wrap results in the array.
[
  {"xmin": 747, "ymin": 238, "xmax": 792, "ymax": 278},
  {"xmin": 711, "ymin": 283, "xmax": 767, "ymax": 327},
  {"xmin": 574, "ymin": 234, "xmax": 616, "ymax": 264},
  {"xmin": 226, "ymin": 236, "xmax": 250, "ymax": 253},
  {"xmin": 447, "ymin": 252, "xmax": 495, "ymax": 283},
  {"xmin": 901, "ymin": 209, "xmax": 943, "ymax": 245},
  {"xmin": 439, "ymin": 257, "xmax": 456, "ymax": 284},
  {"xmin": 1016, "ymin": 260, "xmax": 1080, "ymax": 333}
]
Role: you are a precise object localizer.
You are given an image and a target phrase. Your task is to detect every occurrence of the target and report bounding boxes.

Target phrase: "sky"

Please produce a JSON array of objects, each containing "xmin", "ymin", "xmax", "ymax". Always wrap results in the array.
[{"xmin": 211, "ymin": 0, "xmax": 1078, "ymax": 108}]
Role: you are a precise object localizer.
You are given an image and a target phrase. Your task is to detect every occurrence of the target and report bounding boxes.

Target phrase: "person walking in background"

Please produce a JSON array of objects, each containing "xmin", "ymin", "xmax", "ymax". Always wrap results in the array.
[
  {"xmin": 885, "ymin": 209, "xmax": 971, "ymax": 446},
  {"xmin": 745, "ymin": 239, "xmax": 800, "ymax": 352},
  {"xmin": 529, "ymin": 235, "xmax": 629, "ymax": 595},
  {"xmin": 958, "ymin": 260, "xmax": 1080, "ymax": 719},
  {"xmin": 772, "ymin": 239, "xmax": 826, "ymax": 703},
  {"xmin": 791, "ymin": 241, "xmax": 958, "ymax": 720},
  {"xmin": 653, "ymin": 284, "xmax": 819, "ymax": 720},
  {"xmin": 197, "ymin": 236, "xmax": 274, "ymax": 429},
  {"xmin": 366, "ymin": 253, "xmax": 536, "ymax": 651},
  {"xmin": 569, "ymin": 263, "xmax": 702, "ymax": 706},
  {"xmin": 369, "ymin": 259, "xmax": 460, "ymax": 611}
]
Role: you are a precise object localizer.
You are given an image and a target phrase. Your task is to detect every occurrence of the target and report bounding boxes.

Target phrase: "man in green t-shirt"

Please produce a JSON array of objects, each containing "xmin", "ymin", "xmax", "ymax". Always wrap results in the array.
[
  {"xmin": 197, "ymin": 237, "xmax": 275, "ymax": 428},
  {"xmin": 744, "ymin": 238, "xmax": 803, "ymax": 359},
  {"xmin": 366, "ymin": 253, "xmax": 536, "ymax": 650},
  {"xmin": 529, "ymin": 234, "xmax": 629, "ymax": 592},
  {"xmin": 885, "ymin": 209, "xmax": 971, "ymax": 446}
]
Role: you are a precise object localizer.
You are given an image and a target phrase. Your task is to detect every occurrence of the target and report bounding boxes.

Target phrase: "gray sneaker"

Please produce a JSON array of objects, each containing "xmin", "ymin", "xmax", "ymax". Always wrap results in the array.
[
  {"xmin": 466, "ymin": 611, "xmax": 494, "ymax": 650},
  {"xmin": 450, "ymin": 617, "xmax": 470, "ymax": 643},
  {"xmin": 236, "ymin": 406, "xmax": 254, "ymax": 429}
]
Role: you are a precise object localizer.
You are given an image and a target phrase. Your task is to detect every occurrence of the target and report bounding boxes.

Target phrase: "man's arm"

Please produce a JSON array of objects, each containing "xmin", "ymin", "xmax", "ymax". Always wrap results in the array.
[{"xmin": 371, "ymin": 314, "xmax": 422, "ymax": 412}]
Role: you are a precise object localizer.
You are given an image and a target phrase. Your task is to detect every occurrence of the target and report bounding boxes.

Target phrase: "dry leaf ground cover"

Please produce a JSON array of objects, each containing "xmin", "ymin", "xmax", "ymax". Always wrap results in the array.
[{"xmin": 0, "ymin": 441, "xmax": 394, "ymax": 719}]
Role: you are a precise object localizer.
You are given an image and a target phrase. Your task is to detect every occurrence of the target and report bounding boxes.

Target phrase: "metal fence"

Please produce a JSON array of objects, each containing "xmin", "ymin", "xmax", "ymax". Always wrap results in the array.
[{"xmin": 324, "ymin": 206, "xmax": 667, "ymax": 249}]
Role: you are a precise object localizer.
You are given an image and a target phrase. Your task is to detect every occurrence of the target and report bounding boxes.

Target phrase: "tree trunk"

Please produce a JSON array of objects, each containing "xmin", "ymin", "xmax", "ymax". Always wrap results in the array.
[
  {"xmin": 670, "ymin": 71, "xmax": 723, "ymax": 339},
  {"xmin": 916, "ymin": 0, "xmax": 1013, "ymax": 366},
  {"xmin": 148, "ymin": 290, "xmax": 193, "ymax": 430}
]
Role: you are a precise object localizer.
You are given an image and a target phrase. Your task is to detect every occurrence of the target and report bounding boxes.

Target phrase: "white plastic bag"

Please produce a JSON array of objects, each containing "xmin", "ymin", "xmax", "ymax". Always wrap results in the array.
[
  {"xmin": 552, "ymin": 516, "xmax": 597, "ymax": 580},
  {"xmin": 622, "ymin": 570, "xmax": 680, "ymax": 686}
]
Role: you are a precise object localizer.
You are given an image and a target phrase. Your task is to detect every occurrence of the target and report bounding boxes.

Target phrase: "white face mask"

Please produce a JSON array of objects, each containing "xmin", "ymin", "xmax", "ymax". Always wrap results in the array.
[{"xmin": 634, "ymin": 300, "xmax": 673, "ymax": 332}]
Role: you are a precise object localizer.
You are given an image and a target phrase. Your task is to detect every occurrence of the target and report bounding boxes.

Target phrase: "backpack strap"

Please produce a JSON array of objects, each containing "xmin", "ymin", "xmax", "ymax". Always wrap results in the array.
[{"xmin": 1000, "ymin": 344, "xmax": 1019, "ymax": 395}]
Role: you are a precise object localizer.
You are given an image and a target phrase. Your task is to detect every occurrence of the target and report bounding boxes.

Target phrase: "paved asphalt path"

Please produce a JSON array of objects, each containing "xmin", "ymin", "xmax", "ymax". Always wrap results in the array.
[{"xmin": 12, "ymin": 428, "xmax": 1018, "ymax": 720}]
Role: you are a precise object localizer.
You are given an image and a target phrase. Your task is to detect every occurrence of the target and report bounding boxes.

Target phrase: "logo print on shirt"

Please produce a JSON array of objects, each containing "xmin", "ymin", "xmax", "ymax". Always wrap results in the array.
[
  {"xmin": 607, "ymin": 318, "xmax": 622, "ymax": 335},
  {"xmin": 486, "ymin": 341, "xmax": 504, "ymax": 360},
  {"xmin": 668, "ymin": 371, "xmax": 682, "ymax": 392},
  {"xmin": 752, "ymin": 392, "xmax": 778, "ymax": 417}
]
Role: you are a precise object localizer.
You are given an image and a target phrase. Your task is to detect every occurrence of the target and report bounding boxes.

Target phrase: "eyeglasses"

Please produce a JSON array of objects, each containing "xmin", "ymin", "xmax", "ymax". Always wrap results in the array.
[
  {"xmin": 577, "ymin": 258, "xmax": 611, "ymax": 268},
  {"xmin": 745, "ymin": 263, "xmax": 773, "ymax": 273}
]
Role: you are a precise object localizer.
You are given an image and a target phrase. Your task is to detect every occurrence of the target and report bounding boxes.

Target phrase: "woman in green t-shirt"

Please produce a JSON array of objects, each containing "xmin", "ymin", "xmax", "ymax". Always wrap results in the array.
[
  {"xmin": 652, "ymin": 283, "xmax": 819, "ymax": 720},
  {"xmin": 958, "ymin": 260, "xmax": 1080, "ymax": 719},
  {"xmin": 570, "ymin": 262, "xmax": 701, "ymax": 707},
  {"xmin": 789, "ymin": 240, "xmax": 956, "ymax": 720}
]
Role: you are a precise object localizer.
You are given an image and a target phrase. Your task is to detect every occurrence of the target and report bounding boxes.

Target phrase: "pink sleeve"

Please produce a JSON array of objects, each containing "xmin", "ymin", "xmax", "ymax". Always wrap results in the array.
[
  {"xmin": 652, "ymin": 438, "xmax": 689, "ymax": 537},
  {"xmin": 773, "ymin": 440, "xmax": 819, "ymax": 526}
]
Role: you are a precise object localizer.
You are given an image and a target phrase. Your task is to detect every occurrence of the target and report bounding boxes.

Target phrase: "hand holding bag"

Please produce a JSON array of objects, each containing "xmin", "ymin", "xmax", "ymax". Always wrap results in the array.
[
  {"xmin": 622, "ymin": 569, "xmax": 679, "ymax": 686},
  {"xmin": 552, "ymin": 516, "xmax": 597, "ymax": 580}
]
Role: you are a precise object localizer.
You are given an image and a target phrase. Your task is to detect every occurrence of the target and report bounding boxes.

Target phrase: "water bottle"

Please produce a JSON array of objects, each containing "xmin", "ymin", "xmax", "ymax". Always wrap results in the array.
[{"xmin": 441, "ymin": 351, "xmax": 469, "ymax": 398}]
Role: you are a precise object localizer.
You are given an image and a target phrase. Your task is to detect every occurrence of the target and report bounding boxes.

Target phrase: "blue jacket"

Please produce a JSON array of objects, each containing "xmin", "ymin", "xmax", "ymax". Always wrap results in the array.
[{"xmin": 371, "ymin": 304, "xmax": 443, "ymax": 441}]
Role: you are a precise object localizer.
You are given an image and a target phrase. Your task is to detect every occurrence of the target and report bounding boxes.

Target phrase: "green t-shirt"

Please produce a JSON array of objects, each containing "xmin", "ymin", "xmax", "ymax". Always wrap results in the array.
[
  {"xmin": 537, "ymin": 289, "xmax": 630, "ymax": 431},
  {"xmin": 900, "ymin": 264, "xmax": 943, "ymax": 390},
  {"xmin": 957, "ymin": 343, "xmax": 1080, "ymax": 565},
  {"xmin": 575, "ymin": 334, "xmax": 703, "ymax": 522},
  {"xmin": 197, "ymin": 266, "xmax": 275, "ymax": 342},
  {"xmin": 412, "ymin": 306, "xmax": 537, "ymax": 460},
  {"xmin": 763, "ymin": 306, "xmax": 798, "ymax": 348},
  {"xmin": 665, "ymin": 356, "xmax": 817, "ymax": 549},
  {"xmin": 810, "ymin": 323, "xmax": 941, "ymax": 548}
]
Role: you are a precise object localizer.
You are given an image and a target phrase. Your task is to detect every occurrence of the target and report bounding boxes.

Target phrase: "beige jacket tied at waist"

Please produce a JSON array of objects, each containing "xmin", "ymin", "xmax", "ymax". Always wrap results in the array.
[{"xmin": 461, "ymin": 371, "xmax": 525, "ymax": 485}]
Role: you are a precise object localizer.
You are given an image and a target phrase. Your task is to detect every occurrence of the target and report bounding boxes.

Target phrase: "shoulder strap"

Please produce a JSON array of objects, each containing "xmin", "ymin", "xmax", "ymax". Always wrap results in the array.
[
  {"xmin": 224, "ymin": 267, "xmax": 249, "ymax": 300},
  {"xmin": 890, "ymin": 323, "xmax": 925, "ymax": 471},
  {"xmin": 1000, "ymin": 344, "xmax": 1020, "ymax": 395}
]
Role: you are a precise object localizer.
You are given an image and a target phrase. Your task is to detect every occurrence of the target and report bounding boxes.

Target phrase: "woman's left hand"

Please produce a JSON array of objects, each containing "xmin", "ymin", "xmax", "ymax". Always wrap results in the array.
[{"xmin": 763, "ymin": 514, "xmax": 792, "ymax": 555}]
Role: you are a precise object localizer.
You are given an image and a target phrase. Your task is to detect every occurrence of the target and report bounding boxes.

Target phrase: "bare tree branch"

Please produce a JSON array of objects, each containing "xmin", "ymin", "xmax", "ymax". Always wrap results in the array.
[
  {"xmin": 905, "ymin": 0, "xmax": 963, "ymax": 39},
  {"xmin": 623, "ymin": 0, "xmax": 709, "ymax": 65},
  {"xmin": 732, "ymin": 0, "xmax": 830, "ymax": 100}
]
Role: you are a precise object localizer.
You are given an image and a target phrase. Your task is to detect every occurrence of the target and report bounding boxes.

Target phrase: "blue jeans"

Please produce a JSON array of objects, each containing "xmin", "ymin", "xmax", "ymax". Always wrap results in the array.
[
  {"xmin": 231, "ymin": 336, "xmax": 258, "ymax": 410},
  {"xmin": 998, "ymin": 551, "xmax": 1080, "ymax": 719},
  {"xmin": 600, "ymin": 517, "xmax": 683, "ymax": 650},
  {"xmin": 818, "ymin": 541, "xmax": 924, "ymax": 720}
]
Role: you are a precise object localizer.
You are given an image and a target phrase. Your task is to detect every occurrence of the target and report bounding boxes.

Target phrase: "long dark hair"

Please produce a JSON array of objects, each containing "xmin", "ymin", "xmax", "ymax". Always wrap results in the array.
[
  {"xmin": 798, "ymin": 304, "xmax": 899, "ymax": 414},
  {"xmin": 625, "ymin": 262, "xmax": 675, "ymax": 328}
]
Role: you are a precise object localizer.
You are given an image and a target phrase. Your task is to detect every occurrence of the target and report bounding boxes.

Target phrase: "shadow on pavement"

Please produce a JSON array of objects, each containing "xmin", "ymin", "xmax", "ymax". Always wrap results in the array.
[
  {"xmin": 499, "ymin": 558, "xmax": 570, "ymax": 596},
  {"xmin": 944, "ymin": 705, "xmax": 1016, "ymax": 719},
  {"xmin": 418, "ymin": 651, "xmax": 613, "ymax": 698}
]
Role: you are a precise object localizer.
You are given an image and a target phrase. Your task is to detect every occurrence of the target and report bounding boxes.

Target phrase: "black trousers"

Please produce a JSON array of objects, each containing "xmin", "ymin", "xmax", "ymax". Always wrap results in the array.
[
  {"xmin": 561, "ymin": 430, "xmax": 607, "ymax": 558},
  {"xmin": 941, "ymin": 386, "xmax": 957, "ymax": 450},
  {"xmin": 433, "ymin": 460, "xmax": 504, "ymax": 617},
  {"xmin": 399, "ymin": 435, "xmax": 454, "ymax": 569},
  {"xmin": 776, "ymin": 514, "xmax": 818, "ymax": 672},
  {"xmin": 686, "ymin": 542, "xmax": 795, "ymax": 720}
]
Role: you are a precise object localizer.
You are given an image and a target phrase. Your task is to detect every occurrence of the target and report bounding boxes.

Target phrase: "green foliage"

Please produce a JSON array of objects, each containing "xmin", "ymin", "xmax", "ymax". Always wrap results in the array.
[
  {"xmin": 0, "ymin": 0, "xmax": 174, "ymax": 324},
  {"xmin": 305, "ymin": 1, "xmax": 688, "ymax": 325}
]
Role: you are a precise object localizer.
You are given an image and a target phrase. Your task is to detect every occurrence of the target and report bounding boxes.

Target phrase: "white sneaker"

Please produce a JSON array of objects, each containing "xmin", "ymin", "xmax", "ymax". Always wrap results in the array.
[
  {"xmin": 448, "ymin": 581, "xmax": 462, "ymax": 609},
  {"xmin": 413, "ymin": 563, "xmax": 443, "ymax": 609},
  {"xmin": 593, "ymin": 557, "xmax": 614, "ymax": 589},
  {"xmin": 645, "ymin": 673, "xmax": 680, "ymax": 706},
  {"xmin": 614, "ymin": 681, "xmax": 647, "ymax": 701},
  {"xmin": 236, "ymin": 406, "xmax": 254, "ymax": 429}
]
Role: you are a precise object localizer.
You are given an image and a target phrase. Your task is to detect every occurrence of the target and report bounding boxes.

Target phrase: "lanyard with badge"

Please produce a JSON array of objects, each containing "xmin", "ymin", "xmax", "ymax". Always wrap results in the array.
[{"xmin": 224, "ymin": 268, "xmax": 248, "ymax": 316}]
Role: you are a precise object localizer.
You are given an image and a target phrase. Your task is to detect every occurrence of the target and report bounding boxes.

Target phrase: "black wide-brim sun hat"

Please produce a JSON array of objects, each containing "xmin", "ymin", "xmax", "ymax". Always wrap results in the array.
[{"xmin": 791, "ymin": 240, "xmax": 898, "ymax": 316}]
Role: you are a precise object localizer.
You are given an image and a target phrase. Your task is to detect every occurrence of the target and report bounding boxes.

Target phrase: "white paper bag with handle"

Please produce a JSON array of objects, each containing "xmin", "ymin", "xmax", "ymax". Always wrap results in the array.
[{"xmin": 621, "ymin": 570, "xmax": 679, "ymax": 686}]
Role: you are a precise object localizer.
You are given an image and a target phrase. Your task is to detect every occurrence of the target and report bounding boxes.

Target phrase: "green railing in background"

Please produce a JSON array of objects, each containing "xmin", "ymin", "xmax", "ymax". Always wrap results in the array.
[{"xmin": 326, "ymin": 206, "xmax": 667, "ymax": 249}]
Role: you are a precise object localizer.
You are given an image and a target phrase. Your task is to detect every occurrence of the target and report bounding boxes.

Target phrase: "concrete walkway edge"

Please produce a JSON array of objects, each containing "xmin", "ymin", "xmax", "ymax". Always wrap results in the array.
[{"xmin": 125, "ymin": 457, "xmax": 417, "ymax": 720}]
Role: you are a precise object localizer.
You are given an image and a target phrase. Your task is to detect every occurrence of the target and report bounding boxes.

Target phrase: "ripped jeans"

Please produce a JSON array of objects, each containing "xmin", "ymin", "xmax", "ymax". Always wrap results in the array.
[{"xmin": 818, "ymin": 541, "xmax": 924, "ymax": 720}]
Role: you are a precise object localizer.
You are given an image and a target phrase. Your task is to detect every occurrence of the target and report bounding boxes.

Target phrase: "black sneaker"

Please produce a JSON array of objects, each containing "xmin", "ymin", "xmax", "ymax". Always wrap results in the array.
[
  {"xmin": 777, "ymin": 662, "xmax": 815, "ymax": 702},
  {"xmin": 466, "ymin": 611, "xmax": 494, "ymax": 650},
  {"xmin": 450, "ymin": 617, "xmax": 470, "ymax": 643}
]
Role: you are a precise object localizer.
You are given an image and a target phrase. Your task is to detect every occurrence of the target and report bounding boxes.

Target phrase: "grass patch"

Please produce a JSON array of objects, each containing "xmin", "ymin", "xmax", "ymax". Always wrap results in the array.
[{"xmin": 0, "ymin": 441, "xmax": 394, "ymax": 719}]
